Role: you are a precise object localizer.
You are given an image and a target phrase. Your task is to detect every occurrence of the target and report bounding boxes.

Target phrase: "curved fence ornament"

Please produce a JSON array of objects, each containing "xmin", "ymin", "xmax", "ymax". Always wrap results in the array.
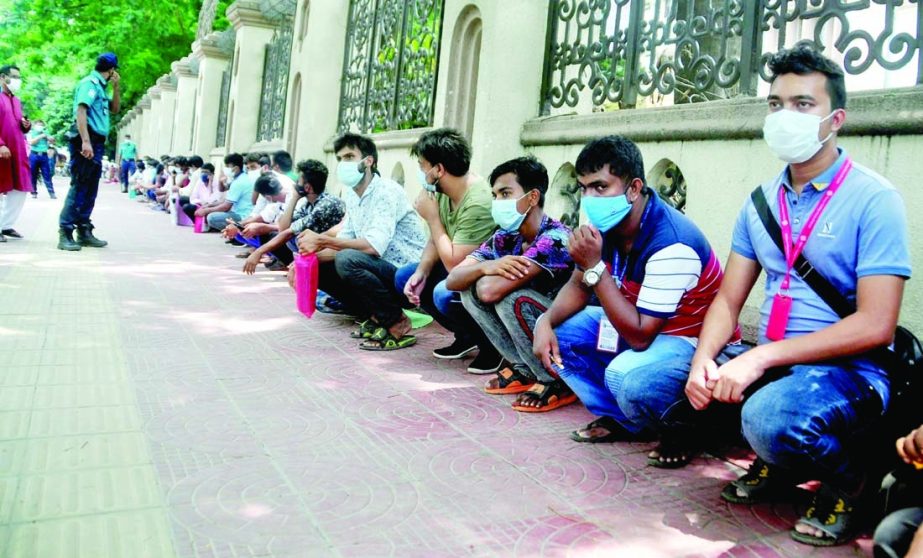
[
  {"xmin": 541, "ymin": 0, "xmax": 923, "ymax": 115},
  {"xmin": 258, "ymin": 21, "xmax": 295, "ymax": 142},
  {"xmin": 337, "ymin": 0, "xmax": 445, "ymax": 134},
  {"xmin": 649, "ymin": 160, "xmax": 687, "ymax": 213}
]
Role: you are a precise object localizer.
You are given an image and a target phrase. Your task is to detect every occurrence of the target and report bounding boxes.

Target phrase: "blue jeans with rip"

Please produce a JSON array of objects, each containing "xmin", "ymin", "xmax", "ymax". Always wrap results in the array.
[{"xmin": 554, "ymin": 305, "xmax": 698, "ymax": 433}]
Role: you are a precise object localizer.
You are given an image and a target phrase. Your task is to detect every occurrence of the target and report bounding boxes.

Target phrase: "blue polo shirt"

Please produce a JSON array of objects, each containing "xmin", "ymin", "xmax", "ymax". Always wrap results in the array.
[
  {"xmin": 73, "ymin": 71, "xmax": 111, "ymax": 137},
  {"xmin": 225, "ymin": 172, "xmax": 254, "ymax": 217},
  {"xmin": 732, "ymin": 149, "xmax": 911, "ymax": 398}
]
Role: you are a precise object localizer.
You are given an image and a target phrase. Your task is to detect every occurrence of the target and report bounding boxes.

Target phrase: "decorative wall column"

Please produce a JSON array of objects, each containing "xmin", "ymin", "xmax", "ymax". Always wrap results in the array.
[
  {"xmin": 226, "ymin": 1, "xmax": 276, "ymax": 152},
  {"xmin": 136, "ymin": 96, "xmax": 151, "ymax": 156},
  {"xmin": 146, "ymin": 87, "xmax": 162, "ymax": 157},
  {"xmin": 156, "ymin": 75, "xmax": 178, "ymax": 156},
  {"xmin": 171, "ymin": 58, "xmax": 198, "ymax": 155},
  {"xmin": 191, "ymin": 31, "xmax": 232, "ymax": 157}
]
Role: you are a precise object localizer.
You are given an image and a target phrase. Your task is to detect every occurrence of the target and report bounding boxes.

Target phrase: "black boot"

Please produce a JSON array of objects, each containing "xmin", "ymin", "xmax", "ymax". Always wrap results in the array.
[
  {"xmin": 57, "ymin": 229, "xmax": 82, "ymax": 251},
  {"xmin": 76, "ymin": 225, "xmax": 108, "ymax": 248}
]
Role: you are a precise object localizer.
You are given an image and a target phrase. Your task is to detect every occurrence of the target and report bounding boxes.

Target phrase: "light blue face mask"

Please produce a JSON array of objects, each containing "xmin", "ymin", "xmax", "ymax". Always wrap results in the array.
[
  {"xmin": 491, "ymin": 193, "xmax": 530, "ymax": 232},
  {"xmin": 582, "ymin": 194, "xmax": 632, "ymax": 233},
  {"xmin": 337, "ymin": 161, "xmax": 364, "ymax": 189},
  {"xmin": 417, "ymin": 168, "xmax": 437, "ymax": 193}
]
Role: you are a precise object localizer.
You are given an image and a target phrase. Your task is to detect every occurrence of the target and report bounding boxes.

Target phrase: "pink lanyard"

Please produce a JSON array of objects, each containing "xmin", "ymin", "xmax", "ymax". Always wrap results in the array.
[{"xmin": 777, "ymin": 158, "xmax": 852, "ymax": 291}]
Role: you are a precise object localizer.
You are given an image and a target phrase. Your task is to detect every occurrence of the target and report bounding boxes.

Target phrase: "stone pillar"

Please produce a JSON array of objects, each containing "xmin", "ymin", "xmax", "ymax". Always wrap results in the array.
[
  {"xmin": 147, "ymin": 87, "xmax": 162, "ymax": 157},
  {"xmin": 171, "ymin": 58, "xmax": 198, "ymax": 155},
  {"xmin": 191, "ymin": 32, "xmax": 232, "ymax": 157},
  {"xmin": 226, "ymin": 1, "xmax": 276, "ymax": 152},
  {"xmin": 156, "ymin": 75, "xmax": 177, "ymax": 156},
  {"xmin": 136, "ymin": 97, "xmax": 151, "ymax": 156}
]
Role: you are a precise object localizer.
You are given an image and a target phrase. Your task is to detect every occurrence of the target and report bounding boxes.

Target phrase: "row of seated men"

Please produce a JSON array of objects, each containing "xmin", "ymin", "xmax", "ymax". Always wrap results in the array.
[{"xmin": 129, "ymin": 43, "xmax": 920, "ymax": 555}]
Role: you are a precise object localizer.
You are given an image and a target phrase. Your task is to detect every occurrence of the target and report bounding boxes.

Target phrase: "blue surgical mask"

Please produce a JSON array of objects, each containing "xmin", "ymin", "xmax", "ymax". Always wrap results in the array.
[
  {"xmin": 491, "ymin": 193, "xmax": 530, "ymax": 232},
  {"xmin": 417, "ymin": 168, "xmax": 437, "ymax": 193},
  {"xmin": 582, "ymin": 194, "xmax": 632, "ymax": 233},
  {"xmin": 337, "ymin": 161, "xmax": 364, "ymax": 189}
]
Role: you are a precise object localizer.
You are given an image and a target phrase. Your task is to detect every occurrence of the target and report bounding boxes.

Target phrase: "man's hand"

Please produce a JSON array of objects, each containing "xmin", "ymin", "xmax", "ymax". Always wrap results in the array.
[
  {"xmin": 414, "ymin": 191, "xmax": 439, "ymax": 222},
  {"xmin": 533, "ymin": 317, "xmax": 562, "ymax": 374},
  {"xmin": 685, "ymin": 358, "xmax": 717, "ymax": 410},
  {"xmin": 403, "ymin": 269, "xmax": 428, "ymax": 306},
  {"xmin": 81, "ymin": 140, "xmax": 93, "ymax": 159},
  {"xmin": 21, "ymin": 117, "xmax": 30, "ymax": 132},
  {"xmin": 194, "ymin": 206, "xmax": 208, "ymax": 217},
  {"xmin": 708, "ymin": 352, "xmax": 766, "ymax": 404},
  {"xmin": 897, "ymin": 426, "xmax": 923, "ymax": 465},
  {"xmin": 109, "ymin": 71, "xmax": 120, "ymax": 86},
  {"xmin": 0, "ymin": 146, "xmax": 10, "ymax": 159},
  {"xmin": 483, "ymin": 256, "xmax": 531, "ymax": 281},
  {"xmin": 223, "ymin": 223, "xmax": 239, "ymax": 239},
  {"xmin": 569, "ymin": 225, "xmax": 603, "ymax": 270},
  {"xmin": 242, "ymin": 252, "xmax": 260, "ymax": 275},
  {"xmin": 286, "ymin": 266, "xmax": 296, "ymax": 289},
  {"xmin": 241, "ymin": 223, "xmax": 268, "ymax": 239},
  {"xmin": 297, "ymin": 229, "xmax": 324, "ymax": 254}
]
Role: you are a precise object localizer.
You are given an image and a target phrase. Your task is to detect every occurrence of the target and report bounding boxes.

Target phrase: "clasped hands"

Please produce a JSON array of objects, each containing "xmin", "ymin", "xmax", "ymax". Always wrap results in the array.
[{"xmin": 685, "ymin": 350, "xmax": 767, "ymax": 410}]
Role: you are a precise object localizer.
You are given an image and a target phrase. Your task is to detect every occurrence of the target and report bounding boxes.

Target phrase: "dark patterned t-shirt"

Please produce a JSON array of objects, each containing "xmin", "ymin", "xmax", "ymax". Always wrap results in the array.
[
  {"xmin": 470, "ymin": 214, "xmax": 573, "ymax": 298},
  {"xmin": 290, "ymin": 192, "xmax": 346, "ymax": 235}
]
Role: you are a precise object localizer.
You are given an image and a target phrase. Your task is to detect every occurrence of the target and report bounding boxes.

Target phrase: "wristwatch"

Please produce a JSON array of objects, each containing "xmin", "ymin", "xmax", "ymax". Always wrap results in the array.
[{"xmin": 582, "ymin": 260, "xmax": 607, "ymax": 287}]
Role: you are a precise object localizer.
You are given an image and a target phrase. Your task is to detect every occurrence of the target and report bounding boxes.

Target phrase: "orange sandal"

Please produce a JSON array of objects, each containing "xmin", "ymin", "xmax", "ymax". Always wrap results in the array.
[
  {"xmin": 485, "ymin": 367, "xmax": 536, "ymax": 395},
  {"xmin": 511, "ymin": 380, "xmax": 577, "ymax": 413}
]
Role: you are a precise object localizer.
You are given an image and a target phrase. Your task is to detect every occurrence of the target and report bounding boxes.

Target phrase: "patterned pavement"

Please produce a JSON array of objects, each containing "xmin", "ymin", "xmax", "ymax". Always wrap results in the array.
[{"xmin": 0, "ymin": 179, "xmax": 873, "ymax": 557}]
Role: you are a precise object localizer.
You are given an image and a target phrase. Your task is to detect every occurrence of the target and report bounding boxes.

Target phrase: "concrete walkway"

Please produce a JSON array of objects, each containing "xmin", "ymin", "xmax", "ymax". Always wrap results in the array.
[{"xmin": 1, "ymin": 179, "xmax": 872, "ymax": 557}]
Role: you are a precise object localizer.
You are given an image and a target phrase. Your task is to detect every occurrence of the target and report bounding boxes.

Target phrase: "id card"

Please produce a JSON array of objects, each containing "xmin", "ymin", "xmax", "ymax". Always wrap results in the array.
[
  {"xmin": 597, "ymin": 319, "xmax": 620, "ymax": 353},
  {"xmin": 766, "ymin": 293, "xmax": 792, "ymax": 341}
]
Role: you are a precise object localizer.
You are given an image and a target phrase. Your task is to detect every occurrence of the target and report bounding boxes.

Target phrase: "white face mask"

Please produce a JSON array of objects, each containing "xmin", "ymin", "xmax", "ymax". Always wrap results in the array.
[
  {"xmin": 762, "ymin": 109, "xmax": 835, "ymax": 164},
  {"xmin": 223, "ymin": 166, "xmax": 234, "ymax": 178},
  {"xmin": 7, "ymin": 77, "xmax": 21, "ymax": 94},
  {"xmin": 34, "ymin": 125, "xmax": 44, "ymax": 132}
]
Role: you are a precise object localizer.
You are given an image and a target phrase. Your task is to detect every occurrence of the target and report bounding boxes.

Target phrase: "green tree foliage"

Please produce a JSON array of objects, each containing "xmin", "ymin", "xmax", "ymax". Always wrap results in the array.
[{"xmin": 0, "ymin": 0, "xmax": 232, "ymax": 147}]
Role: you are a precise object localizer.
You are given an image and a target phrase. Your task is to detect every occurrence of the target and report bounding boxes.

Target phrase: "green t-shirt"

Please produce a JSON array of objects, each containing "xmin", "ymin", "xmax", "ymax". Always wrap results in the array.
[
  {"xmin": 27, "ymin": 129, "xmax": 49, "ymax": 153},
  {"xmin": 119, "ymin": 140, "xmax": 137, "ymax": 160},
  {"xmin": 437, "ymin": 178, "xmax": 496, "ymax": 245}
]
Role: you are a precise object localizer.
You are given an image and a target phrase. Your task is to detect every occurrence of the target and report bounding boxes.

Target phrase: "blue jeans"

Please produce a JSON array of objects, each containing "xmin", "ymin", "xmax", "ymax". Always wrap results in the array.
[
  {"xmin": 120, "ymin": 160, "xmax": 136, "ymax": 189},
  {"xmin": 206, "ymin": 211, "xmax": 242, "ymax": 231},
  {"xmin": 554, "ymin": 306, "xmax": 697, "ymax": 433},
  {"xmin": 874, "ymin": 507, "xmax": 923, "ymax": 558},
  {"xmin": 29, "ymin": 152, "xmax": 54, "ymax": 195},
  {"xmin": 59, "ymin": 140, "xmax": 104, "ymax": 232}
]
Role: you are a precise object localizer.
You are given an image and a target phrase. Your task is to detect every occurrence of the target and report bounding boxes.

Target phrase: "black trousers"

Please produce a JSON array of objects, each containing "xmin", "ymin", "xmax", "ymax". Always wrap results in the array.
[{"xmin": 321, "ymin": 249, "xmax": 406, "ymax": 328}]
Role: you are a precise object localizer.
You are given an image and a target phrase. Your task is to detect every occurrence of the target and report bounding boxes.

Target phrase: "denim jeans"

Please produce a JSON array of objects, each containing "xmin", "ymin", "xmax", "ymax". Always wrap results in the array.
[
  {"xmin": 874, "ymin": 507, "xmax": 923, "ymax": 558},
  {"xmin": 554, "ymin": 305, "xmax": 699, "ymax": 433},
  {"xmin": 120, "ymin": 160, "xmax": 136, "ymax": 189},
  {"xmin": 59, "ymin": 140, "xmax": 104, "ymax": 232},
  {"xmin": 29, "ymin": 152, "xmax": 54, "ymax": 195},
  {"xmin": 335, "ymin": 249, "xmax": 404, "ymax": 328},
  {"xmin": 206, "ymin": 211, "xmax": 242, "ymax": 231},
  {"xmin": 394, "ymin": 262, "xmax": 491, "ymax": 350},
  {"xmin": 460, "ymin": 287, "xmax": 554, "ymax": 382}
]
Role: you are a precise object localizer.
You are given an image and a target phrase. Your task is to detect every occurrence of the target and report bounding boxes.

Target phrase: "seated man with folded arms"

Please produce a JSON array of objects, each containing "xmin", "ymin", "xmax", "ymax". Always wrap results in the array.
[
  {"xmin": 395, "ymin": 128, "xmax": 502, "ymax": 372},
  {"xmin": 297, "ymin": 133, "xmax": 426, "ymax": 350},
  {"xmin": 196, "ymin": 153, "xmax": 254, "ymax": 232},
  {"xmin": 446, "ymin": 156, "xmax": 575, "ymax": 412},
  {"xmin": 639, "ymin": 44, "xmax": 910, "ymax": 547},
  {"xmin": 532, "ymin": 135, "xmax": 732, "ymax": 445},
  {"xmin": 243, "ymin": 159, "xmax": 345, "ymax": 274}
]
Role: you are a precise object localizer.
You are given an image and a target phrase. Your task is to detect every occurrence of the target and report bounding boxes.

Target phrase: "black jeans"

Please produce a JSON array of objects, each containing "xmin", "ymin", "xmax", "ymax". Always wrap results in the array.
[
  {"xmin": 332, "ymin": 249, "xmax": 405, "ymax": 328},
  {"xmin": 59, "ymin": 139, "xmax": 104, "ymax": 232},
  {"xmin": 257, "ymin": 233, "xmax": 295, "ymax": 266}
]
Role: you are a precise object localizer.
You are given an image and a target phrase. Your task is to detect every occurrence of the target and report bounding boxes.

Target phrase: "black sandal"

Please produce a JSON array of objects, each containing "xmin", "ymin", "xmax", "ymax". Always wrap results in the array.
[
  {"xmin": 721, "ymin": 457, "xmax": 794, "ymax": 504},
  {"xmin": 790, "ymin": 484, "xmax": 863, "ymax": 547},
  {"xmin": 569, "ymin": 416, "xmax": 638, "ymax": 444},
  {"xmin": 647, "ymin": 435, "xmax": 699, "ymax": 469},
  {"xmin": 511, "ymin": 380, "xmax": 577, "ymax": 413}
]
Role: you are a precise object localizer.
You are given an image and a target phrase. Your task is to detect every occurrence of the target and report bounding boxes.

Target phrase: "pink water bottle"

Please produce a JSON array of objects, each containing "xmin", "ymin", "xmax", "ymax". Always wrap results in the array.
[
  {"xmin": 294, "ymin": 253, "xmax": 318, "ymax": 318},
  {"xmin": 194, "ymin": 215, "xmax": 205, "ymax": 233}
]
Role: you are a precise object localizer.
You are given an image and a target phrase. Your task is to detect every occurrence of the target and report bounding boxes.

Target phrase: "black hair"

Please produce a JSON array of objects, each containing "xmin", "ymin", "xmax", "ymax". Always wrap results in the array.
[
  {"xmin": 174, "ymin": 156, "xmax": 188, "ymax": 168},
  {"xmin": 244, "ymin": 152, "xmax": 261, "ymax": 164},
  {"xmin": 224, "ymin": 153, "xmax": 244, "ymax": 169},
  {"xmin": 296, "ymin": 159, "xmax": 329, "ymax": 195},
  {"xmin": 272, "ymin": 150, "xmax": 293, "ymax": 172},
  {"xmin": 137, "ymin": 161, "xmax": 146, "ymax": 171},
  {"xmin": 768, "ymin": 41, "xmax": 847, "ymax": 110},
  {"xmin": 188, "ymin": 155, "xmax": 204, "ymax": 168},
  {"xmin": 258, "ymin": 156, "xmax": 271, "ymax": 167},
  {"xmin": 253, "ymin": 174, "xmax": 283, "ymax": 196},
  {"xmin": 0, "ymin": 64, "xmax": 20, "ymax": 76},
  {"xmin": 575, "ymin": 135, "xmax": 646, "ymax": 189},
  {"xmin": 410, "ymin": 128, "xmax": 471, "ymax": 176},
  {"xmin": 333, "ymin": 133, "xmax": 379, "ymax": 175},
  {"xmin": 202, "ymin": 163, "xmax": 215, "ymax": 173},
  {"xmin": 489, "ymin": 156, "xmax": 549, "ymax": 207}
]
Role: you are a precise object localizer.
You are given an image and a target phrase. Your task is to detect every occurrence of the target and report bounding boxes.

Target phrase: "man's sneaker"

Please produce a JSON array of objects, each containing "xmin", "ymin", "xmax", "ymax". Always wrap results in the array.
[
  {"xmin": 1, "ymin": 229, "xmax": 22, "ymax": 239},
  {"xmin": 433, "ymin": 339, "xmax": 477, "ymax": 360},
  {"xmin": 467, "ymin": 351, "xmax": 505, "ymax": 375},
  {"xmin": 49, "ymin": 193, "xmax": 57, "ymax": 199}
]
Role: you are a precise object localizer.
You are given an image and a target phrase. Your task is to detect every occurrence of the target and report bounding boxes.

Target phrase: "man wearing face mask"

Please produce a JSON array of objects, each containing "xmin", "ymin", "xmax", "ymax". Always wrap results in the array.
[
  {"xmin": 196, "ymin": 153, "xmax": 254, "ymax": 232},
  {"xmin": 532, "ymin": 135, "xmax": 732, "ymax": 452},
  {"xmin": 0, "ymin": 64, "xmax": 33, "ymax": 242},
  {"xmin": 297, "ymin": 133, "xmax": 426, "ymax": 350},
  {"xmin": 395, "ymin": 128, "xmax": 501, "ymax": 372},
  {"xmin": 446, "ymin": 156, "xmax": 575, "ymax": 411},
  {"xmin": 633, "ymin": 43, "xmax": 910, "ymax": 547},
  {"xmin": 57, "ymin": 52, "xmax": 120, "ymax": 251},
  {"xmin": 27, "ymin": 119, "xmax": 56, "ymax": 199}
]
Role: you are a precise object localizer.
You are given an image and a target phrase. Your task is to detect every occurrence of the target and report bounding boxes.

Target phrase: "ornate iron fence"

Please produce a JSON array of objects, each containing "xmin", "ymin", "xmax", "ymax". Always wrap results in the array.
[
  {"xmin": 337, "ymin": 0, "xmax": 445, "ymax": 134},
  {"xmin": 257, "ymin": 23, "xmax": 295, "ymax": 142},
  {"xmin": 541, "ymin": 0, "xmax": 923, "ymax": 114},
  {"xmin": 216, "ymin": 66, "xmax": 232, "ymax": 147}
]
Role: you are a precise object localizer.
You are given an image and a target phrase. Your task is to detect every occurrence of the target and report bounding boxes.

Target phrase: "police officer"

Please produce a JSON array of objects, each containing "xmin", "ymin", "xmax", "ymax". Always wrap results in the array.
[{"xmin": 58, "ymin": 52, "xmax": 120, "ymax": 251}]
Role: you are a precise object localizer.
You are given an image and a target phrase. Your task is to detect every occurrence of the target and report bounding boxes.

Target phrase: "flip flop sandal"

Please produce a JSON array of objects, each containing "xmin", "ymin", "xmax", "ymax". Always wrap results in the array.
[
  {"xmin": 789, "ymin": 485, "xmax": 861, "ymax": 547},
  {"xmin": 358, "ymin": 328, "xmax": 417, "ymax": 351},
  {"xmin": 647, "ymin": 438, "xmax": 698, "ymax": 469},
  {"xmin": 350, "ymin": 320, "xmax": 376, "ymax": 339},
  {"xmin": 720, "ymin": 457, "xmax": 793, "ymax": 504},
  {"xmin": 511, "ymin": 381, "xmax": 578, "ymax": 413},
  {"xmin": 484, "ymin": 367, "xmax": 535, "ymax": 395},
  {"xmin": 569, "ymin": 416, "xmax": 637, "ymax": 443}
]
